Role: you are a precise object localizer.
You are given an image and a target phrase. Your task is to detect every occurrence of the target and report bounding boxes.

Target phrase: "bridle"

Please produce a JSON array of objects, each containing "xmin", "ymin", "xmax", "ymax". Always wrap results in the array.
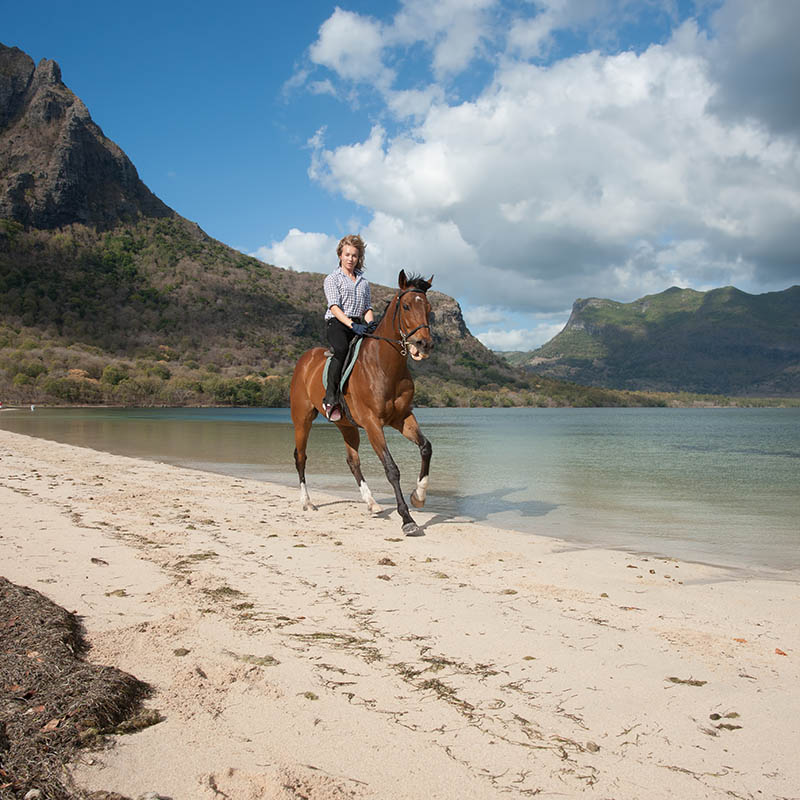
[{"xmin": 364, "ymin": 288, "xmax": 431, "ymax": 357}]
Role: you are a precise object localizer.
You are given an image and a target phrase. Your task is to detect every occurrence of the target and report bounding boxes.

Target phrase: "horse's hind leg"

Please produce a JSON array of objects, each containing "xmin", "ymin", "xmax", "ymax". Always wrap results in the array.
[
  {"xmin": 339, "ymin": 424, "xmax": 382, "ymax": 514},
  {"xmin": 396, "ymin": 413, "xmax": 432, "ymax": 508},
  {"xmin": 292, "ymin": 403, "xmax": 318, "ymax": 511}
]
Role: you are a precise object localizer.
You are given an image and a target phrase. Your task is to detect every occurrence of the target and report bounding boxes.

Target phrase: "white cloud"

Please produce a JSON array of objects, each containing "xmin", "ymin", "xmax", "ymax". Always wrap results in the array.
[
  {"xmin": 385, "ymin": 86, "xmax": 446, "ymax": 122},
  {"xmin": 251, "ymin": 228, "xmax": 337, "ymax": 273},
  {"xmin": 308, "ymin": 8, "xmax": 394, "ymax": 89},
  {"xmin": 476, "ymin": 324, "xmax": 566, "ymax": 351},
  {"xmin": 463, "ymin": 305, "xmax": 507, "ymax": 327},
  {"xmin": 271, "ymin": 0, "xmax": 800, "ymax": 350},
  {"xmin": 389, "ymin": 0, "xmax": 497, "ymax": 79},
  {"xmin": 309, "ymin": 79, "xmax": 337, "ymax": 97}
]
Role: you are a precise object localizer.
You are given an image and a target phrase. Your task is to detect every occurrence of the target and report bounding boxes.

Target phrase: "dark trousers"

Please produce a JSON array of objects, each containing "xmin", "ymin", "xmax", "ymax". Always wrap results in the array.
[{"xmin": 325, "ymin": 317, "xmax": 357, "ymax": 404}]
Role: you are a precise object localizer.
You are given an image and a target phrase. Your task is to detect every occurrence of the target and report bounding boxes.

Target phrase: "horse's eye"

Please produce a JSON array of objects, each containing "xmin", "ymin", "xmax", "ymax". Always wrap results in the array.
[{"xmin": 403, "ymin": 303, "xmax": 410, "ymax": 311}]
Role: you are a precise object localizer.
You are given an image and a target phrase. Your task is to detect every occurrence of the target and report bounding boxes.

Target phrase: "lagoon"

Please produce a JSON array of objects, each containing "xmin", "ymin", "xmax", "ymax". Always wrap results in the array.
[{"xmin": 1, "ymin": 406, "xmax": 798, "ymax": 573}]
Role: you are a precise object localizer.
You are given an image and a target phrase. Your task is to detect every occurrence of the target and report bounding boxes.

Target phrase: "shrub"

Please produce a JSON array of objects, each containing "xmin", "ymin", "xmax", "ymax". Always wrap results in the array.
[
  {"xmin": 148, "ymin": 363, "xmax": 172, "ymax": 380},
  {"xmin": 41, "ymin": 377, "xmax": 103, "ymax": 404},
  {"xmin": 101, "ymin": 363, "xmax": 129, "ymax": 385}
]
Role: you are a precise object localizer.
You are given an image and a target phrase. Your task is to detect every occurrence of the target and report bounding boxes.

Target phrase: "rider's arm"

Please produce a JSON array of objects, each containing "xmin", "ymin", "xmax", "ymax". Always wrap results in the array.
[{"xmin": 363, "ymin": 283, "xmax": 374, "ymax": 324}]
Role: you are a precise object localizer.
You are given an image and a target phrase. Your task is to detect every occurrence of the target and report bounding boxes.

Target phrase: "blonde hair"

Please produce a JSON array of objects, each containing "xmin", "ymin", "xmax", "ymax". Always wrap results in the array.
[{"xmin": 337, "ymin": 234, "xmax": 366, "ymax": 275}]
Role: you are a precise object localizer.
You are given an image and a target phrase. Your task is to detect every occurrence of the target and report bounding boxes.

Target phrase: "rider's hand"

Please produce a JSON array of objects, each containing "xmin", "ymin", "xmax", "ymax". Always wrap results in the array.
[
  {"xmin": 351, "ymin": 322, "xmax": 369, "ymax": 336},
  {"xmin": 366, "ymin": 321, "xmax": 378, "ymax": 333}
]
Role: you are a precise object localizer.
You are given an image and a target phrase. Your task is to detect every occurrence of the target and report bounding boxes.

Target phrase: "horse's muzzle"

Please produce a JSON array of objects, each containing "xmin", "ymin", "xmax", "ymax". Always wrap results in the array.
[{"xmin": 407, "ymin": 337, "xmax": 433, "ymax": 361}]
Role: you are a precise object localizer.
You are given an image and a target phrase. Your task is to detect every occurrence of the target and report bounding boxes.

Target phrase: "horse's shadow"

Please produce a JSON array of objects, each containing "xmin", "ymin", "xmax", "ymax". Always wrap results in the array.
[
  {"xmin": 379, "ymin": 485, "xmax": 558, "ymax": 534},
  {"xmin": 310, "ymin": 486, "xmax": 556, "ymax": 536}
]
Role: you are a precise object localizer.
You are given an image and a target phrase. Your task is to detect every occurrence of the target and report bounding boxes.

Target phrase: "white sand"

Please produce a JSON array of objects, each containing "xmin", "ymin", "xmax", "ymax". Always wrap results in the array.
[{"xmin": 1, "ymin": 428, "xmax": 798, "ymax": 799}]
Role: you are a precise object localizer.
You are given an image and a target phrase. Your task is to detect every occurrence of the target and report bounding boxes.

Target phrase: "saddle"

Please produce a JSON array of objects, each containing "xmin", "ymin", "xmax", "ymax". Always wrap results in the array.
[{"xmin": 322, "ymin": 335, "xmax": 365, "ymax": 394}]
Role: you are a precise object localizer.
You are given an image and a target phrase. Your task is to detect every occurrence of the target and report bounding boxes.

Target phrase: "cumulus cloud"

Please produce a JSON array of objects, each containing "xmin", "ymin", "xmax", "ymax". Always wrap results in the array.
[
  {"xmin": 463, "ymin": 306, "xmax": 508, "ymax": 327},
  {"xmin": 251, "ymin": 228, "xmax": 337, "ymax": 273},
  {"xmin": 476, "ymin": 324, "xmax": 566, "ymax": 351},
  {"xmin": 309, "ymin": 7, "xmax": 394, "ymax": 90},
  {"xmin": 269, "ymin": 0, "xmax": 800, "ymax": 351},
  {"xmin": 389, "ymin": 0, "xmax": 497, "ymax": 78}
]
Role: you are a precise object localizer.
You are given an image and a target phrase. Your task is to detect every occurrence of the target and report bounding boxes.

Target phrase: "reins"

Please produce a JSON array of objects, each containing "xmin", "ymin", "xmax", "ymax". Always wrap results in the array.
[{"xmin": 361, "ymin": 288, "xmax": 430, "ymax": 357}]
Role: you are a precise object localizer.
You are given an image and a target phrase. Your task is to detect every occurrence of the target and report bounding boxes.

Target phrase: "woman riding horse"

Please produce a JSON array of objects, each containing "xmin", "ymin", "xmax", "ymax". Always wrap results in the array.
[
  {"xmin": 322, "ymin": 234, "xmax": 376, "ymax": 421},
  {"xmin": 290, "ymin": 257, "xmax": 434, "ymax": 536}
]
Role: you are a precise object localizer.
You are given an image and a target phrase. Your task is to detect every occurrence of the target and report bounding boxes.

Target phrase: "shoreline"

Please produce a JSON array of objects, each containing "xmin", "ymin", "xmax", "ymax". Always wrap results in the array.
[
  {"xmin": 2, "ymin": 405, "xmax": 799, "ymax": 577},
  {"xmin": 1, "ymin": 428, "xmax": 798, "ymax": 799}
]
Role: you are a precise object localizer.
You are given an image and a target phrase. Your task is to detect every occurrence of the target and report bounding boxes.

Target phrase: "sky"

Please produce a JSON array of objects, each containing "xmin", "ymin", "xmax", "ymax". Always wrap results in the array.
[{"xmin": 4, "ymin": 0, "xmax": 799, "ymax": 350}]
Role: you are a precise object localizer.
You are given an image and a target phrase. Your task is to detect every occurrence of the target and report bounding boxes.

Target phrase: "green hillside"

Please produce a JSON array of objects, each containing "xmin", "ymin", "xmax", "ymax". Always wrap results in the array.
[
  {"xmin": 519, "ymin": 286, "xmax": 800, "ymax": 395},
  {"xmin": 1, "ymin": 216, "xmax": 670, "ymax": 408}
]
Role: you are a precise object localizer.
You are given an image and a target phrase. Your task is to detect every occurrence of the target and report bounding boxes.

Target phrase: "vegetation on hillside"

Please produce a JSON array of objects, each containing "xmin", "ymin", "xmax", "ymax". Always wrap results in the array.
[
  {"xmin": 2, "ymin": 220, "xmax": 795, "ymax": 409},
  {"xmin": 517, "ymin": 285, "xmax": 800, "ymax": 396},
  {"xmin": 0, "ymin": 216, "xmax": 672, "ymax": 409}
]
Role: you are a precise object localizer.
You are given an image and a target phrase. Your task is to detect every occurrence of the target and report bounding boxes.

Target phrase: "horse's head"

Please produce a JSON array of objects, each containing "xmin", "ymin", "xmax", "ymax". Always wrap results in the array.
[{"xmin": 395, "ymin": 269, "xmax": 434, "ymax": 361}]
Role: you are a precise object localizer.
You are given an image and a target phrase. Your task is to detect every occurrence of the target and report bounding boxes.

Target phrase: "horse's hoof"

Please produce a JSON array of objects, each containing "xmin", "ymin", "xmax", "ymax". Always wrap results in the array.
[
  {"xmin": 402, "ymin": 522, "xmax": 424, "ymax": 537},
  {"xmin": 410, "ymin": 491, "xmax": 425, "ymax": 509}
]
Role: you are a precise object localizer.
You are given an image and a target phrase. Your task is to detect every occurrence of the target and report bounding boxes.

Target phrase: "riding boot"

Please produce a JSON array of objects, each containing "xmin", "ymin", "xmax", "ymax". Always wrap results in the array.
[{"xmin": 324, "ymin": 357, "xmax": 343, "ymax": 420}]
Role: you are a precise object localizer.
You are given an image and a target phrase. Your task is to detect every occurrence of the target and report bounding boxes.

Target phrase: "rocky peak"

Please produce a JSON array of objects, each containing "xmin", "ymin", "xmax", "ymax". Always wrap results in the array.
[
  {"xmin": 0, "ymin": 42, "xmax": 173, "ymax": 229},
  {"xmin": 0, "ymin": 46, "xmax": 35, "ymax": 128}
]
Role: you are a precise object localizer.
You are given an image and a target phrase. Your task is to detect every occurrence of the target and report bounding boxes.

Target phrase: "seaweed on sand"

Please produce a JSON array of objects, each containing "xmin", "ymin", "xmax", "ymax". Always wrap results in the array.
[{"xmin": 0, "ymin": 578, "xmax": 153, "ymax": 799}]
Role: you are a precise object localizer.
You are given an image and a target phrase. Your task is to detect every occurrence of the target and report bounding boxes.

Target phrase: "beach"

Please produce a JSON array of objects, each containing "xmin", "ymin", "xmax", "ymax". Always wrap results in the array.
[{"xmin": 1, "ymin": 427, "xmax": 798, "ymax": 800}]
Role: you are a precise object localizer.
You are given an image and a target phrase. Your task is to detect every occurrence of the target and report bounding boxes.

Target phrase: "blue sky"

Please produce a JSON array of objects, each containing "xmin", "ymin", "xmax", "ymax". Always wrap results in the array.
[{"xmin": 4, "ymin": 0, "xmax": 799, "ymax": 350}]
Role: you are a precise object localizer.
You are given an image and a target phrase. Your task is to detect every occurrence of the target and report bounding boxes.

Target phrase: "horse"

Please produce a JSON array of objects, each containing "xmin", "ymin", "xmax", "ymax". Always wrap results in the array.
[{"xmin": 290, "ymin": 270, "xmax": 434, "ymax": 536}]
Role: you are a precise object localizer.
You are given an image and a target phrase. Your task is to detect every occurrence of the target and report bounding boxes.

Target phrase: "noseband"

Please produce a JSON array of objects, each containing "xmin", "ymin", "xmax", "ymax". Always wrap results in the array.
[{"xmin": 367, "ymin": 288, "xmax": 431, "ymax": 357}]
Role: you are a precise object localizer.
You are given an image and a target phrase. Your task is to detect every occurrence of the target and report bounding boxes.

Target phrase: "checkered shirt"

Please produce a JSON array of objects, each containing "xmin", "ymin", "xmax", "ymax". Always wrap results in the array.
[{"xmin": 324, "ymin": 268, "xmax": 372, "ymax": 320}]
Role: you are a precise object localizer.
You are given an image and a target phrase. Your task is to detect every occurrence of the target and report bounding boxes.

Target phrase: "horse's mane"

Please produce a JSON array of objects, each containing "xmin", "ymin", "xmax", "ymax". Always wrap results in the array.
[
  {"xmin": 375, "ymin": 274, "xmax": 433, "ymax": 323},
  {"xmin": 403, "ymin": 273, "xmax": 432, "ymax": 293}
]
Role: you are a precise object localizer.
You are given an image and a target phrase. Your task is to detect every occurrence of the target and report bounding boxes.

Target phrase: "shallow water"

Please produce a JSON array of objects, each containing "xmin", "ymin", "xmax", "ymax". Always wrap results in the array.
[{"xmin": 2, "ymin": 406, "xmax": 798, "ymax": 572}]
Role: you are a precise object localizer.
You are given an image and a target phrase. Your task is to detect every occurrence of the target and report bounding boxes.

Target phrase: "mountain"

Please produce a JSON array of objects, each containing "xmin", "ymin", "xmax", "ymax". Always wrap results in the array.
[
  {"xmin": 511, "ymin": 286, "xmax": 800, "ymax": 396},
  {"xmin": 1, "ymin": 42, "xmax": 566, "ymax": 409},
  {"xmin": 0, "ymin": 45, "xmax": 171, "ymax": 229}
]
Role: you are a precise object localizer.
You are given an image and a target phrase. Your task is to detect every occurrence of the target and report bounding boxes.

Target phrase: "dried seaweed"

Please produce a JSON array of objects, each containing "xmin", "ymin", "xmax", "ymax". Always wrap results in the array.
[{"xmin": 0, "ymin": 578, "xmax": 152, "ymax": 799}]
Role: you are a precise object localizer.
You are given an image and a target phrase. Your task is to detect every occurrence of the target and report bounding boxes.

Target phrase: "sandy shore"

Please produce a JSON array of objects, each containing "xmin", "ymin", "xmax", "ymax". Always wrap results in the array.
[{"xmin": 1, "ymin": 428, "xmax": 798, "ymax": 800}]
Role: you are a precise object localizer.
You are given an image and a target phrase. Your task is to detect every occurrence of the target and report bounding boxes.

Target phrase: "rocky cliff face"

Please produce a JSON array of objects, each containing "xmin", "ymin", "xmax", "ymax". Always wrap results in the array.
[{"xmin": 0, "ymin": 44, "xmax": 172, "ymax": 229}]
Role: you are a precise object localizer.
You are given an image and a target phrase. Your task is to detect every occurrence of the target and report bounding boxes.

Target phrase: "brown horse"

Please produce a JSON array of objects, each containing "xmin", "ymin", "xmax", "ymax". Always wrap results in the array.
[{"xmin": 290, "ymin": 270, "xmax": 434, "ymax": 536}]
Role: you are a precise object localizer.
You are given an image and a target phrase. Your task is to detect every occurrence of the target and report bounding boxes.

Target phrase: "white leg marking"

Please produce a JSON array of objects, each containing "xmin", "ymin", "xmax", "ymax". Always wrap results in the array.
[
  {"xmin": 300, "ymin": 482, "xmax": 317, "ymax": 511},
  {"xmin": 410, "ymin": 475, "xmax": 428, "ymax": 508},
  {"xmin": 360, "ymin": 480, "xmax": 382, "ymax": 514}
]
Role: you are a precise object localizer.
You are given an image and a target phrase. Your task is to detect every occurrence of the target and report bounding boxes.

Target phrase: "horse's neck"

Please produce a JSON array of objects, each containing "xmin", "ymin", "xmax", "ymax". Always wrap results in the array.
[
  {"xmin": 370, "ymin": 300, "xmax": 404, "ymax": 363},
  {"xmin": 376, "ymin": 299, "xmax": 400, "ymax": 341}
]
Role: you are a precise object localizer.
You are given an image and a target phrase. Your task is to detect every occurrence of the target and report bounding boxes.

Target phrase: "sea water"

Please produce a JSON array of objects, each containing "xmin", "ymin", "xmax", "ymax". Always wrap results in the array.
[{"xmin": 1, "ymin": 406, "xmax": 798, "ymax": 573}]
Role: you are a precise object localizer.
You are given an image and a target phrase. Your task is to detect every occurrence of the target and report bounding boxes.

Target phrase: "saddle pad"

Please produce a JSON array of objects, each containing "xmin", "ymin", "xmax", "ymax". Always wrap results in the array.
[{"xmin": 322, "ymin": 336, "xmax": 364, "ymax": 393}]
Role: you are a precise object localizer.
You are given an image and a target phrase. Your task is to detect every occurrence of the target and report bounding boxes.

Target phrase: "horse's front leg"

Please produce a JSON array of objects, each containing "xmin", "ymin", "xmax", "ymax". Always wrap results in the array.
[
  {"xmin": 364, "ymin": 422, "xmax": 422, "ymax": 536},
  {"xmin": 395, "ymin": 413, "xmax": 432, "ymax": 509},
  {"xmin": 339, "ymin": 423, "xmax": 382, "ymax": 514}
]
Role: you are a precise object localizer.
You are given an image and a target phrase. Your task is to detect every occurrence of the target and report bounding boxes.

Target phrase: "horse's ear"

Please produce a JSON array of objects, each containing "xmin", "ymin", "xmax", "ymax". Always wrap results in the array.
[
  {"xmin": 427, "ymin": 274, "xmax": 434, "ymax": 286},
  {"xmin": 398, "ymin": 269, "xmax": 408, "ymax": 289}
]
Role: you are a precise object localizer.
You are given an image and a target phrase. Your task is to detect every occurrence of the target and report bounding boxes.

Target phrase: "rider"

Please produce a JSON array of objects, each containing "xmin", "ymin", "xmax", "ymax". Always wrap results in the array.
[{"xmin": 322, "ymin": 234, "xmax": 376, "ymax": 421}]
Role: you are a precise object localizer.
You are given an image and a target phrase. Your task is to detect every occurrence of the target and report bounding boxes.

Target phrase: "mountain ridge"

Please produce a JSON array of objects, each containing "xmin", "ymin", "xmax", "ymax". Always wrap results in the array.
[{"xmin": 505, "ymin": 284, "xmax": 800, "ymax": 396}]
